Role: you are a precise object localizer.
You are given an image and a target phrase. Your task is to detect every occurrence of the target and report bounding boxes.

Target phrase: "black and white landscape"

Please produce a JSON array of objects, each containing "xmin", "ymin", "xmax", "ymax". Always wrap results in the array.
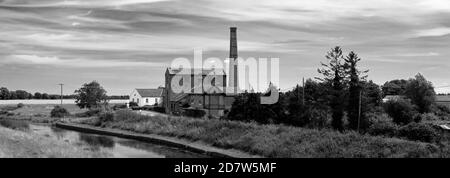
[{"xmin": 0, "ymin": 0, "xmax": 449, "ymax": 158}]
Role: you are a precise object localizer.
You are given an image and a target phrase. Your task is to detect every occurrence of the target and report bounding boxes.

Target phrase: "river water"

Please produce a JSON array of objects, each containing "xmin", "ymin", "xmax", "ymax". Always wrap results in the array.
[{"xmin": 26, "ymin": 123, "xmax": 210, "ymax": 158}]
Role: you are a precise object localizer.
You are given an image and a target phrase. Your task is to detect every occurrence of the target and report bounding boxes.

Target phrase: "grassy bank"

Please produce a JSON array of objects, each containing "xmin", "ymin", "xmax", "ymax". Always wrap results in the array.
[
  {"xmin": 77, "ymin": 110, "xmax": 449, "ymax": 158},
  {"xmin": 0, "ymin": 126, "xmax": 110, "ymax": 158}
]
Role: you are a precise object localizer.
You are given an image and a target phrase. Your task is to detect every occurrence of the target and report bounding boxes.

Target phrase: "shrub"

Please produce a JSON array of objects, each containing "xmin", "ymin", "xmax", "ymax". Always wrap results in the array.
[
  {"xmin": 50, "ymin": 106, "xmax": 70, "ymax": 118},
  {"xmin": 112, "ymin": 104, "xmax": 127, "ymax": 110},
  {"xmin": 17, "ymin": 103, "xmax": 25, "ymax": 108},
  {"xmin": 98, "ymin": 111, "xmax": 114, "ymax": 124},
  {"xmin": 306, "ymin": 108, "xmax": 329, "ymax": 129},
  {"xmin": 398, "ymin": 123, "xmax": 440, "ymax": 143},
  {"xmin": 0, "ymin": 119, "xmax": 30, "ymax": 131},
  {"xmin": 129, "ymin": 102, "xmax": 138, "ymax": 107},
  {"xmin": 182, "ymin": 108, "xmax": 206, "ymax": 118},
  {"xmin": 368, "ymin": 118, "xmax": 398, "ymax": 137},
  {"xmin": 418, "ymin": 113, "xmax": 440, "ymax": 122},
  {"xmin": 432, "ymin": 104, "xmax": 450, "ymax": 120},
  {"xmin": 383, "ymin": 99, "xmax": 416, "ymax": 125},
  {"xmin": 85, "ymin": 108, "xmax": 103, "ymax": 117},
  {"xmin": 75, "ymin": 108, "xmax": 107, "ymax": 117}
]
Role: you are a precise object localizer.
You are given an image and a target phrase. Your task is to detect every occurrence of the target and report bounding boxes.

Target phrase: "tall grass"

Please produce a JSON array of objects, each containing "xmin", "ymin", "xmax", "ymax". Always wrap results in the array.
[
  {"xmin": 79, "ymin": 110, "xmax": 450, "ymax": 158},
  {"xmin": 0, "ymin": 119, "xmax": 30, "ymax": 131}
]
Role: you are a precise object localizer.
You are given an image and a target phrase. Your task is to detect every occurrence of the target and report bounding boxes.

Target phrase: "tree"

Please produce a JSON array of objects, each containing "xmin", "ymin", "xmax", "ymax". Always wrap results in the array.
[
  {"xmin": 344, "ymin": 51, "xmax": 368, "ymax": 130},
  {"xmin": 382, "ymin": 79, "xmax": 409, "ymax": 96},
  {"xmin": 34, "ymin": 92, "xmax": 42, "ymax": 99},
  {"xmin": 227, "ymin": 92, "xmax": 278, "ymax": 124},
  {"xmin": 42, "ymin": 93, "xmax": 49, "ymax": 99},
  {"xmin": 0, "ymin": 87, "xmax": 10, "ymax": 100},
  {"xmin": 74, "ymin": 81, "xmax": 108, "ymax": 109},
  {"xmin": 384, "ymin": 98, "xmax": 416, "ymax": 125},
  {"xmin": 317, "ymin": 46, "xmax": 347, "ymax": 131},
  {"xmin": 15, "ymin": 90, "xmax": 29, "ymax": 99},
  {"xmin": 362, "ymin": 80, "xmax": 383, "ymax": 110},
  {"xmin": 283, "ymin": 79, "xmax": 329, "ymax": 128},
  {"xmin": 404, "ymin": 73, "xmax": 435, "ymax": 113},
  {"xmin": 9, "ymin": 91, "xmax": 17, "ymax": 99}
]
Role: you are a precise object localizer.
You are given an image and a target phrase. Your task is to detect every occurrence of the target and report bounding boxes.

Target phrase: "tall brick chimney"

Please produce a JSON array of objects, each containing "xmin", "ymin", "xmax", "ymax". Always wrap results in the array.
[{"xmin": 228, "ymin": 27, "xmax": 238, "ymax": 92}]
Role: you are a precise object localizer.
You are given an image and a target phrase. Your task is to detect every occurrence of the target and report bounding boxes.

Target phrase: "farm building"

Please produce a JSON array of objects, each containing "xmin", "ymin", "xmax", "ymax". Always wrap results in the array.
[
  {"xmin": 164, "ymin": 68, "xmax": 235, "ymax": 117},
  {"xmin": 163, "ymin": 27, "xmax": 239, "ymax": 117},
  {"xmin": 129, "ymin": 88, "xmax": 164, "ymax": 107}
]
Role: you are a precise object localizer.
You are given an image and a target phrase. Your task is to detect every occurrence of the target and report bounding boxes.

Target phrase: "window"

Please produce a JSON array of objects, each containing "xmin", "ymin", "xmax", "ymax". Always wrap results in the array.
[
  {"xmin": 146, "ymin": 98, "xmax": 149, "ymax": 103},
  {"xmin": 137, "ymin": 99, "xmax": 139, "ymax": 104},
  {"xmin": 132, "ymin": 98, "xmax": 135, "ymax": 102}
]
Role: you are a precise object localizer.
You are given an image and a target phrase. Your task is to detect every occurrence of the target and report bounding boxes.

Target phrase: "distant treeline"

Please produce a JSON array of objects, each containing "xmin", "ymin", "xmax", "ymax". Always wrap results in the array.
[{"xmin": 0, "ymin": 87, "xmax": 128, "ymax": 100}]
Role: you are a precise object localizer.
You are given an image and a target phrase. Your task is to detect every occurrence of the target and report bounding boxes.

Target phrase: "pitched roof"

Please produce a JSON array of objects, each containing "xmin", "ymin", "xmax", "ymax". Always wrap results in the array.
[{"xmin": 135, "ymin": 88, "xmax": 164, "ymax": 97}]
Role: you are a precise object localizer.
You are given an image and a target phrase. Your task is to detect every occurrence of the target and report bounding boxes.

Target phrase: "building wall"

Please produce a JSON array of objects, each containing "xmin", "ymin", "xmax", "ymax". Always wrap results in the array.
[
  {"xmin": 129, "ymin": 89, "xmax": 162, "ymax": 107},
  {"xmin": 164, "ymin": 69, "xmax": 227, "ymax": 114}
]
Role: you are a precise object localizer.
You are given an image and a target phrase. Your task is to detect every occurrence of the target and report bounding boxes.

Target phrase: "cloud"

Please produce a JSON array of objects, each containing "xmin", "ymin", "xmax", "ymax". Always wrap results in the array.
[
  {"xmin": 4, "ymin": 54, "xmax": 165, "ymax": 68},
  {"xmin": 1, "ymin": 0, "xmax": 450, "ymax": 94},
  {"xmin": 414, "ymin": 27, "xmax": 450, "ymax": 37},
  {"xmin": 394, "ymin": 52, "xmax": 440, "ymax": 57}
]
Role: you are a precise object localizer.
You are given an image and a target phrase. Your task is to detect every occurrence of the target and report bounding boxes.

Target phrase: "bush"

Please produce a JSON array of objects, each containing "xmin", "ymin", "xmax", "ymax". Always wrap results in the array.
[
  {"xmin": 50, "ymin": 106, "xmax": 70, "ymax": 118},
  {"xmin": 85, "ymin": 108, "xmax": 103, "ymax": 117},
  {"xmin": 368, "ymin": 116, "xmax": 398, "ymax": 137},
  {"xmin": 417, "ymin": 113, "xmax": 440, "ymax": 122},
  {"xmin": 432, "ymin": 104, "xmax": 450, "ymax": 120},
  {"xmin": 98, "ymin": 112, "xmax": 114, "ymax": 124},
  {"xmin": 182, "ymin": 108, "xmax": 206, "ymax": 118},
  {"xmin": 112, "ymin": 104, "xmax": 127, "ymax": 110},
  {"xmin": 0, "ymin": 119, "xmax": 30, "ymax": 131},
  {"xmin": 398, "ymin": 123, "xmax": 440, "ymax": 143},
  {"xmin": 129, "ymin": 102, "xmax": 138, "ymax": 107},
  {"xmin": 305, "ymin": 108, "xmax": 329, "ymax": 129},
  {"xmin": 383, "ymin": 99, "xmax": 416, "ymax": 125},
  {"xmin": 17, "ymin": 103, "xmax": 25, "ymax": 108}
]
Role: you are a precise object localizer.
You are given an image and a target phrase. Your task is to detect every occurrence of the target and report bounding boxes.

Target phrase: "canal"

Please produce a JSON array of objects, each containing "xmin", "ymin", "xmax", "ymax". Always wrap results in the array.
[{"xmin": 10, "ymin": 121, "xmax": 210, "ymax": 158}]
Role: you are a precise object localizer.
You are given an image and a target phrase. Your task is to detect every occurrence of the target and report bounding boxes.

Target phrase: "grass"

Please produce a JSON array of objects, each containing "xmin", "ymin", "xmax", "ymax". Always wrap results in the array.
[
  {"xmin": 76, "ymin": 110, "xmax": 450, "ymax": 158},
  {"xmin": 0, "ymin": 119, "xmax": 30, "ymax": 131},
  {"xmin": 0, "ymin": 126, "xmax": 110, "ymax": 158},
  {"xmin": 10, "ymin": 104, "xmax": 87, "ymax": 117}
]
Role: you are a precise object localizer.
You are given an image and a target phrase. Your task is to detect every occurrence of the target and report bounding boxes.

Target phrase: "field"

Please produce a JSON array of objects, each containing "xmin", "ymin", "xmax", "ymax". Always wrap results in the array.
[{"xmin": 0, "ymin": 99, "xmax": 128, "ymax": 105}]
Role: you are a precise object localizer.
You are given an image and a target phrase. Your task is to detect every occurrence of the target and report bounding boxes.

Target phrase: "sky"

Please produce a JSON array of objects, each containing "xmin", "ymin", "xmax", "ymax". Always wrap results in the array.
[{"xmin": 0, "ymin": 0, "xmax": 450, "ymax": 95}]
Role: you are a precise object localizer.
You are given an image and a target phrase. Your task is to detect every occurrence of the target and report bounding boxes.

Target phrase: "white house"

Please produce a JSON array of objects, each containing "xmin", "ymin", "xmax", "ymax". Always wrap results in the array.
[{"xmin": 129, "ymin": 88, "xmax": 164, "ymax": 107}]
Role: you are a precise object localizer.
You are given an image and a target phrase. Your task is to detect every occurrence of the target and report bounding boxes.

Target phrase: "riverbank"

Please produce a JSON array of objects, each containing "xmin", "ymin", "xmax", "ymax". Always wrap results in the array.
[{"xmin": 0, "ymin": 125, "xmax": 110, "ymax": 158}]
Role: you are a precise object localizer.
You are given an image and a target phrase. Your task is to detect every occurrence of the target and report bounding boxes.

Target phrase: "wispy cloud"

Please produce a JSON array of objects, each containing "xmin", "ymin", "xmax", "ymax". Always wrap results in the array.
[
  {"xmin": 4, "ymin": 54, "xmax": 165, "ymax": 68},
  {"xmin": 1, "ymin": 0, "xmax": 450, "ymax": 94},
  {"xmin": 414, "ymin": 27, "xmax": 450, "ymax": 37}
]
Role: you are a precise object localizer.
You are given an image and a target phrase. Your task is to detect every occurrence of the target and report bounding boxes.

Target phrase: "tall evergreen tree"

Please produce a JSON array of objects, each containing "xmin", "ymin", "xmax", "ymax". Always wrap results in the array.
[
  {"xmin": 344, "ymin": 51, "xmax": 368, "ymax": 130},
  {"xmin": 317, "ymin": 46, "xmax": 347, "ymax": 131}
]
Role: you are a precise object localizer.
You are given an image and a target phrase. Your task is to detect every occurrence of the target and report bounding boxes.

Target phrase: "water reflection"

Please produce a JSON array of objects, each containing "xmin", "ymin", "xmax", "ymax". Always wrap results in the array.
[
  {"xmin": 26, "ymin": 123, "xmax": 210, "ymax": 158},
  {"xmin": 79, "ymin": 134, "xmax": 115, "ymax": 148}
]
